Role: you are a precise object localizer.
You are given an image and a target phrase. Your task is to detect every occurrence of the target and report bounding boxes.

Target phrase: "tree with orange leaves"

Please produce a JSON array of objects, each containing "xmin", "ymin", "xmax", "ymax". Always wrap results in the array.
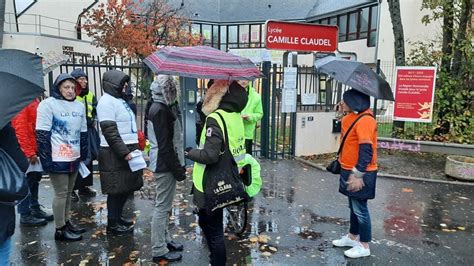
[{"xmin": 83, "ymin": 0, "xmax": 201, "ymax": 59}]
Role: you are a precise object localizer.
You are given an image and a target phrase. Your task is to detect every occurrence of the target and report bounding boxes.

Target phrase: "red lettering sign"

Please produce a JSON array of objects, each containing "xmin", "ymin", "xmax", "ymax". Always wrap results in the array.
[
  {"xmin": 393, "ymin": 67, "xmax": 437, "ymax": 123},
  {"xmin": 265, "ymin": 20, "xmax": 338, "ymax": 52}
]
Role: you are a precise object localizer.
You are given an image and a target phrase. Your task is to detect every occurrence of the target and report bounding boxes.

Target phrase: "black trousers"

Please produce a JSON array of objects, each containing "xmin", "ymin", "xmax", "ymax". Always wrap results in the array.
[
  {"xmin": 74, "ymin": 161, "xmax": 93, "ymax": 190},
  {"xmin": 107, "ymin": 193, "xmax": 128, "ymax": 221},
  {"xmin": 245, "ymin": 139, "xmax": 253, "ymax": 155},
  {"xmin": 198, "ymin": 208, "xmax": 226, "ymax": 266}
]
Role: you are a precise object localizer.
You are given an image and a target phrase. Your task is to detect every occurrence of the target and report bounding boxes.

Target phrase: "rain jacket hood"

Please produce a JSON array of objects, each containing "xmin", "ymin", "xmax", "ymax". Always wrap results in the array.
[
  {"xmin": 343, "ymin": 89, "xmax": 370, "ymax": 113},
  {"xmin": 150, "ymin": 75, "xmax": 178, "ymax": 105},
  {"xmin": 202, "ymin": 80, "xmax": 248, "ymax": 115},
  {"xmin": 52, "ymin": 73, "xmax": 76, "ymax": 101},
  {"xmin": 102, "ymin": 70, "xmax": 130, "ymax": 99},
  {"xmin": 70, "ymin": 68, "xmax": 89, "ymax": 96}
]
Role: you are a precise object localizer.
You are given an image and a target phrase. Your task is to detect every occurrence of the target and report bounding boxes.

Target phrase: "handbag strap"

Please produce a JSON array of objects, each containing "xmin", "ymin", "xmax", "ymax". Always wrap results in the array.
[
  {"xmin": 337, "ymin": 113, "xmax": 373, "ymax": 156},
  {"xmin": 214, "ymin": 111, "xmax": 230, "ymax": 153}
]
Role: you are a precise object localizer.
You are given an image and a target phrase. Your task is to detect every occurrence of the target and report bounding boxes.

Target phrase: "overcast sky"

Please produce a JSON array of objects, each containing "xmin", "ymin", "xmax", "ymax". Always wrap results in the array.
[{"xmin": 15, "ymin": 0, "xmax": 34, "ymax": 13}]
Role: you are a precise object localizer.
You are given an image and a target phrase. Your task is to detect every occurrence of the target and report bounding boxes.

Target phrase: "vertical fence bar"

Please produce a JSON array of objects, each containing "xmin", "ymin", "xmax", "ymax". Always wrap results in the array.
[
  {"xmin": 270, "ymin": 64, "xmax": 277, "ymax": 160},
  {"xmin": 373, "ymin": 59, "xmax": 381, "ymax": 117},
  {"xmin": 260, "ymin": 61, "xmax": 271, "ymax": 158}
]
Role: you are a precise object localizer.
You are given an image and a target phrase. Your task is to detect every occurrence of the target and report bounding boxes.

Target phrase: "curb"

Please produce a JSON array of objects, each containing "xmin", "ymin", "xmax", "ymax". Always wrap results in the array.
[{"xmin": 294, "ymin": 157, "xmax": 474, "ymax": 187}]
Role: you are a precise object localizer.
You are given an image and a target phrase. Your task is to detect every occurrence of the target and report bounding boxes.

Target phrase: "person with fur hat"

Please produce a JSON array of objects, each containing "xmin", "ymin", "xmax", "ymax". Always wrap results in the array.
[
  {"xmin": 185, "ymin": 80, "xmax": 248, "ymax": 266},
  {"xmin": 96, "ymin": 70, "xmax": 143, "ymax": 235},
  {"xmin": 36, "ymin": 73, "xmax": 88, "ymax": 241},
  {"xmin": 70, "ymin": 68, "xmax": 98, "ymax": 200},
  {"xmin": 147, "ymin": 75, "xmax": 186, "ymax": 263},
  {"xmin": 332, "ymin": 89, "xmax": 378, "ymax": 258}
]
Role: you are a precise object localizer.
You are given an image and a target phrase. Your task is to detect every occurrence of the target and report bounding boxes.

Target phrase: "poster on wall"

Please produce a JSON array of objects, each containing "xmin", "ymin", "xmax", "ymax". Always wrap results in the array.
[
  {"xmin": 393, "ymin": 66, "xmax": 437, "ymax": 123},
  {"xmin": 282, "ymin": 67, "xmax": 297, "ymax": 113}
]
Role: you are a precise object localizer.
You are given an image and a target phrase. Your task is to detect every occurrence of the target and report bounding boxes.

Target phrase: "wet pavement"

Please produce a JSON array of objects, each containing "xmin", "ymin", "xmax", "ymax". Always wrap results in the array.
[{"xmin": 10, "ymin": 159, "xmax": 474, "ymax": 265}]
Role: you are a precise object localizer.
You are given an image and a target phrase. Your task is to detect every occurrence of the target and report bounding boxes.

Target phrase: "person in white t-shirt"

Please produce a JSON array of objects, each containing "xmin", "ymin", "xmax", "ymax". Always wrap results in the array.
[{"xmin": 36, "ymin": 73, "xmax": 88, "ymax": 242}]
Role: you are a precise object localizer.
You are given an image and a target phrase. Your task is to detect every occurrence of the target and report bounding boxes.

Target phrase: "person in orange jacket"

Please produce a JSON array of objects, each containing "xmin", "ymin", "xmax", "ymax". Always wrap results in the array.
[{"xmin": 12, "ymin": 98, "xmax": 54, "ymax": 226}]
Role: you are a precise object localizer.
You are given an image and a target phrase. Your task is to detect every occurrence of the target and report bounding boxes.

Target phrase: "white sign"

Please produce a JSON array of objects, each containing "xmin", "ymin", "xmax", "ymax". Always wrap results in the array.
[
  {"xmin": 282, "ymin": 88, "xmax": 297, "ymax": 113},
  {"xmin": 283, "ymin": 67, "xmax": 297, "ymax": 89},
  {"xmin": 301, "ymin": 93, "xmax": 317, "ymax": 105},
  {"xmin": 228, "ymin": 48, "xmax": 284, "ymax": 64}
]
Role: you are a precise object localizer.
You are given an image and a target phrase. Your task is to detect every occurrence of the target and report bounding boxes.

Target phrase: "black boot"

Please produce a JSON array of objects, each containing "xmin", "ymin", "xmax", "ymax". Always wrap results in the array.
[
  {"xmin": 119, "ymin": 217, "xmax": 134, "ymax": 227},
  {"xmin": 30, "ymin": 205, "xmax": 54, "ymax": 221},
  {"xmin": 66, "ymin": 220, "xmax": 86, "ymax": 234},
  {"xmin": 20, "ymin": 214, "xmax": 47, "ymax": 227},
  {"xmin": 153, "ymin": 252, "xmax": 182, "ymax": 263},
  {"xmin": 55, "ymin": 225, "xmax": 82, "ymax": 241},
  {"xmin": 71, "ymin": 191, "xmax": 79, "ymax": 202},
  {"xmin": 78, "ymin": 187, "xmax": 97, "ymax": 197},
  {"xmin": 167, "ymin": 241, "xmax": 184, "ymax": 252},
  {"xmin": 107, "ymin": 219, "xmax": 134, "ymax": 235}
]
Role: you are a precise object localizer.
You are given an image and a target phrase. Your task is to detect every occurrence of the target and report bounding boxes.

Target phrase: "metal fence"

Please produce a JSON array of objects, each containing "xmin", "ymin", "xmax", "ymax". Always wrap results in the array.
[
  {"xmin": 4, "ymin": 12, "xmax": 90, "ymax": 40},
  {"xmin": 57, "ymin": 55, "xmax": 150, "ymax": 130}
]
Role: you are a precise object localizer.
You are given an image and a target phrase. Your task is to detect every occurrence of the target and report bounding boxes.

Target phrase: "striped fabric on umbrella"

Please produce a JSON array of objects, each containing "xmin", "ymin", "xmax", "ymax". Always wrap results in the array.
[{"xmin": 143, "ymin": 46, "xmax": 264, "ymax": 80}]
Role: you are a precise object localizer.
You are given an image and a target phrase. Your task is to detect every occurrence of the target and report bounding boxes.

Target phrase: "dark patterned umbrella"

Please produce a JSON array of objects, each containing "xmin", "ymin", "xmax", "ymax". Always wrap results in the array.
[
  {"xmin": 0, "ymin": 49, "xmax": 45, "ymax": 129},
  {"xmin": 315, "ymin": 56, "xmax": 394, "ymax": 101},
  {"xmin": 144, "ymin": 46, "xmax": 264, "ymax": 81}
]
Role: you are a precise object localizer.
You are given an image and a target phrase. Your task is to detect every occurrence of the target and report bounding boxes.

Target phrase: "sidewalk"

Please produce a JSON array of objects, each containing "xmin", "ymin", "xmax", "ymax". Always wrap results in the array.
[
  {"xmin": 300, "ymin": 149, "xmax": 474, "ymax": 185},
  {"xmin": 10, "ymin": 159, "xmax": 474, "ymax": 265}
]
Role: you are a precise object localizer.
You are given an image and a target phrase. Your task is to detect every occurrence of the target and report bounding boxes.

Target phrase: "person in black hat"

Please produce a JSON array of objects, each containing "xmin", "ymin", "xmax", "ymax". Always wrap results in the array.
[{"xmin": 332, "ymin": 89, "xmax": 378, "ymax": 259}]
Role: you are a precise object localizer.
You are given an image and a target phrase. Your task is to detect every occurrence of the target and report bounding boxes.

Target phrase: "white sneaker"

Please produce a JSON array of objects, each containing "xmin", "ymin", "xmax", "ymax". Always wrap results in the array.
[
  {"xmin": 332, "ymin": 234, "xmax": 359, "ymax": 247},
  {"xmin": 344, "ymin": 243, "xmax": 371, "ymax": 258}
]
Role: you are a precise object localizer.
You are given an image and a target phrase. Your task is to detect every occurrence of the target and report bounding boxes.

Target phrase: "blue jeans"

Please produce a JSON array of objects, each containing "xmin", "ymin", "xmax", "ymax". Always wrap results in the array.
[
  {"xmin": 0, "ymin": 237, "xmax": 12, "ymax": 266},
  {"xmin": 349, "ymin": 198, "xmax": 372, "ymax": 242},
  {"xmin": 17, "ymin": 171, "xmax": 42, "ymax": 215}
]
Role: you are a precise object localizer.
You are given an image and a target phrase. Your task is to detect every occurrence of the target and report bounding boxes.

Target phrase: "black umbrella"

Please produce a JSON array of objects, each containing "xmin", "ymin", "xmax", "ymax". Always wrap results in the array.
[
  {"xmin": 0, "ymin": 49, "xmax": 45, "ymax": 129},
  {"xmin": 315, "ymin": 56, "xmax": 394, "ymax": 101}
]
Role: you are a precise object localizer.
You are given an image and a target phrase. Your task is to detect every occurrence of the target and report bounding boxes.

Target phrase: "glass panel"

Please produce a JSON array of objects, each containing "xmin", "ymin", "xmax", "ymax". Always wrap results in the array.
[
  {"xmin": 370, "ymin": 5, "xmax": 378, "ymax": 30},
  {"xmin": 191, "ymin": 24, "xmax": 201, "ymax": 35},
  {"xmin": 250, "ymin": 25, "xmax": 260, "ymax": 43},
  {"xmin": 338, "ymin": 15, "xmax": 347, "ymax": 41},
  {"xmin": 202, "ymin": 24, "xmax": 212, "ymax": 44},
  {"xmin": 239, "ymin": 25, "xmax": 249, "ymax": 47},
  {"xmin": 220, "ymin": 25, "xmax": 227, "ymax": 44},
  {"xmin": 348, "ymin": 12, "xmax": 357, "ymax": 40},
  {"xmin": 368, "ymin": 30, "xmax": 377, "ymax": 47},
  {"xmin": 360, "ymin": 8, "xmax": 369, "ymax": 39},
  {"xmin": 213, "ymin": 25, "xmax": 219, "ymax": 47},
  {"xmin": 228, "ymin": 25, "xmax": 238, "ymax": 44},
  {"xmin": 330, "ymin": 17, "xmax": 337, "ymax": 25}
]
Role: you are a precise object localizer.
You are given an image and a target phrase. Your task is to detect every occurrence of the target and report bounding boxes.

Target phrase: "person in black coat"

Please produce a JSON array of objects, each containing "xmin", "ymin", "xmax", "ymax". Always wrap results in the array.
[
  {"xmin": 0, "ymin": 123, "xmax": 28, "ymax": 264},
  {"xmin": 96, "ymin": 70, "xmax": 144, "ymax": 235},
  {"xmin": 148, "ymin": 75, "xmax": 186, "ymax": 263}
]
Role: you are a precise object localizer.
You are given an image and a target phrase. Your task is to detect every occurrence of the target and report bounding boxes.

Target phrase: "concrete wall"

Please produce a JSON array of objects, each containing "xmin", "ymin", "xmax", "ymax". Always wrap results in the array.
[{"xmin": 295, "ymin": 112, "xmax": 341, "ymax": 156}]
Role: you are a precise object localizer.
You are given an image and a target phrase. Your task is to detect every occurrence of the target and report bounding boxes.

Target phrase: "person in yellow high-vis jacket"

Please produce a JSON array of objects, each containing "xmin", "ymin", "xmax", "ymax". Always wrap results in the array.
[
  {"xmin": 185, "ymin": 80, "xmax": 248, "ymax": 266},
  {"xmin": 70, "ymin": 68, "xmax": 98, "ymax": 200},
  {"xmin": 239, "ymin": 81, "xmax": 263, "ymax": 155}
]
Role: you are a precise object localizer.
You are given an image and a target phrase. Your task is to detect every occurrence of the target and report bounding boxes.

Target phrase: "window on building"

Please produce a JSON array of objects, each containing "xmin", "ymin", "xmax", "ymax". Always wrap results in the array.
[
  {"xmin": 202, "ymin": 24, "xmax": 212, "ymax": 45},
  {"xmin": 228, "ymin": 25, "xmax": 238, "ymax": 48},
  {"xmin": 368, "ymin": 5, "xmax": 378, "ymax": 47},
  {"xmin": 338, "ymin": 15, "xmax": 347, "ymax": 41},
  {"xmin": 220, "ymin": 25, "xmax": 227, "ymax": 51},
  {"xmin": 191, "ymin": 24, "xmax": 201, "ymax": 35},
  {"xmin": 212, "ymin": 25, "xmax": 219, "ymax": 48},
  {"xmin": 329, "ymin": 17, "xmax": 337, "ymax": 26},
  {"xmin": 348, "ymin": 12, "xmax": 358, "ymax": 41},
  {"xmin": 359, "ymin": 7, "xmax": 369, "ymax": 39},
  {"xmin": 250, "ymin": 24, "xmax": 260, "ymax": 47},
  {"xmin": 239, "ymin": 24, "xmax": 250, "ymax": 48}
]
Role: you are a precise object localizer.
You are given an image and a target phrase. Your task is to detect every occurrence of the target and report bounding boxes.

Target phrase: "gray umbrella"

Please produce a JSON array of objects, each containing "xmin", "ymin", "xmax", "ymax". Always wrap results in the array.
[
  {"xmin": 315, "ymin": 56, "xmax": 394, "ymax": 101},
  {"xmin": 0, "ymin": 49, "xmax": 45, "ymax": 129}
]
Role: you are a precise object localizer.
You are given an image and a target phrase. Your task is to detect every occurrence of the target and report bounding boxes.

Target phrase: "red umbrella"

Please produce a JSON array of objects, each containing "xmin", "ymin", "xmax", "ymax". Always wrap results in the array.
[{"xmin": 143, "ymin": 46, "xmax": 264, "ymax": 81}]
